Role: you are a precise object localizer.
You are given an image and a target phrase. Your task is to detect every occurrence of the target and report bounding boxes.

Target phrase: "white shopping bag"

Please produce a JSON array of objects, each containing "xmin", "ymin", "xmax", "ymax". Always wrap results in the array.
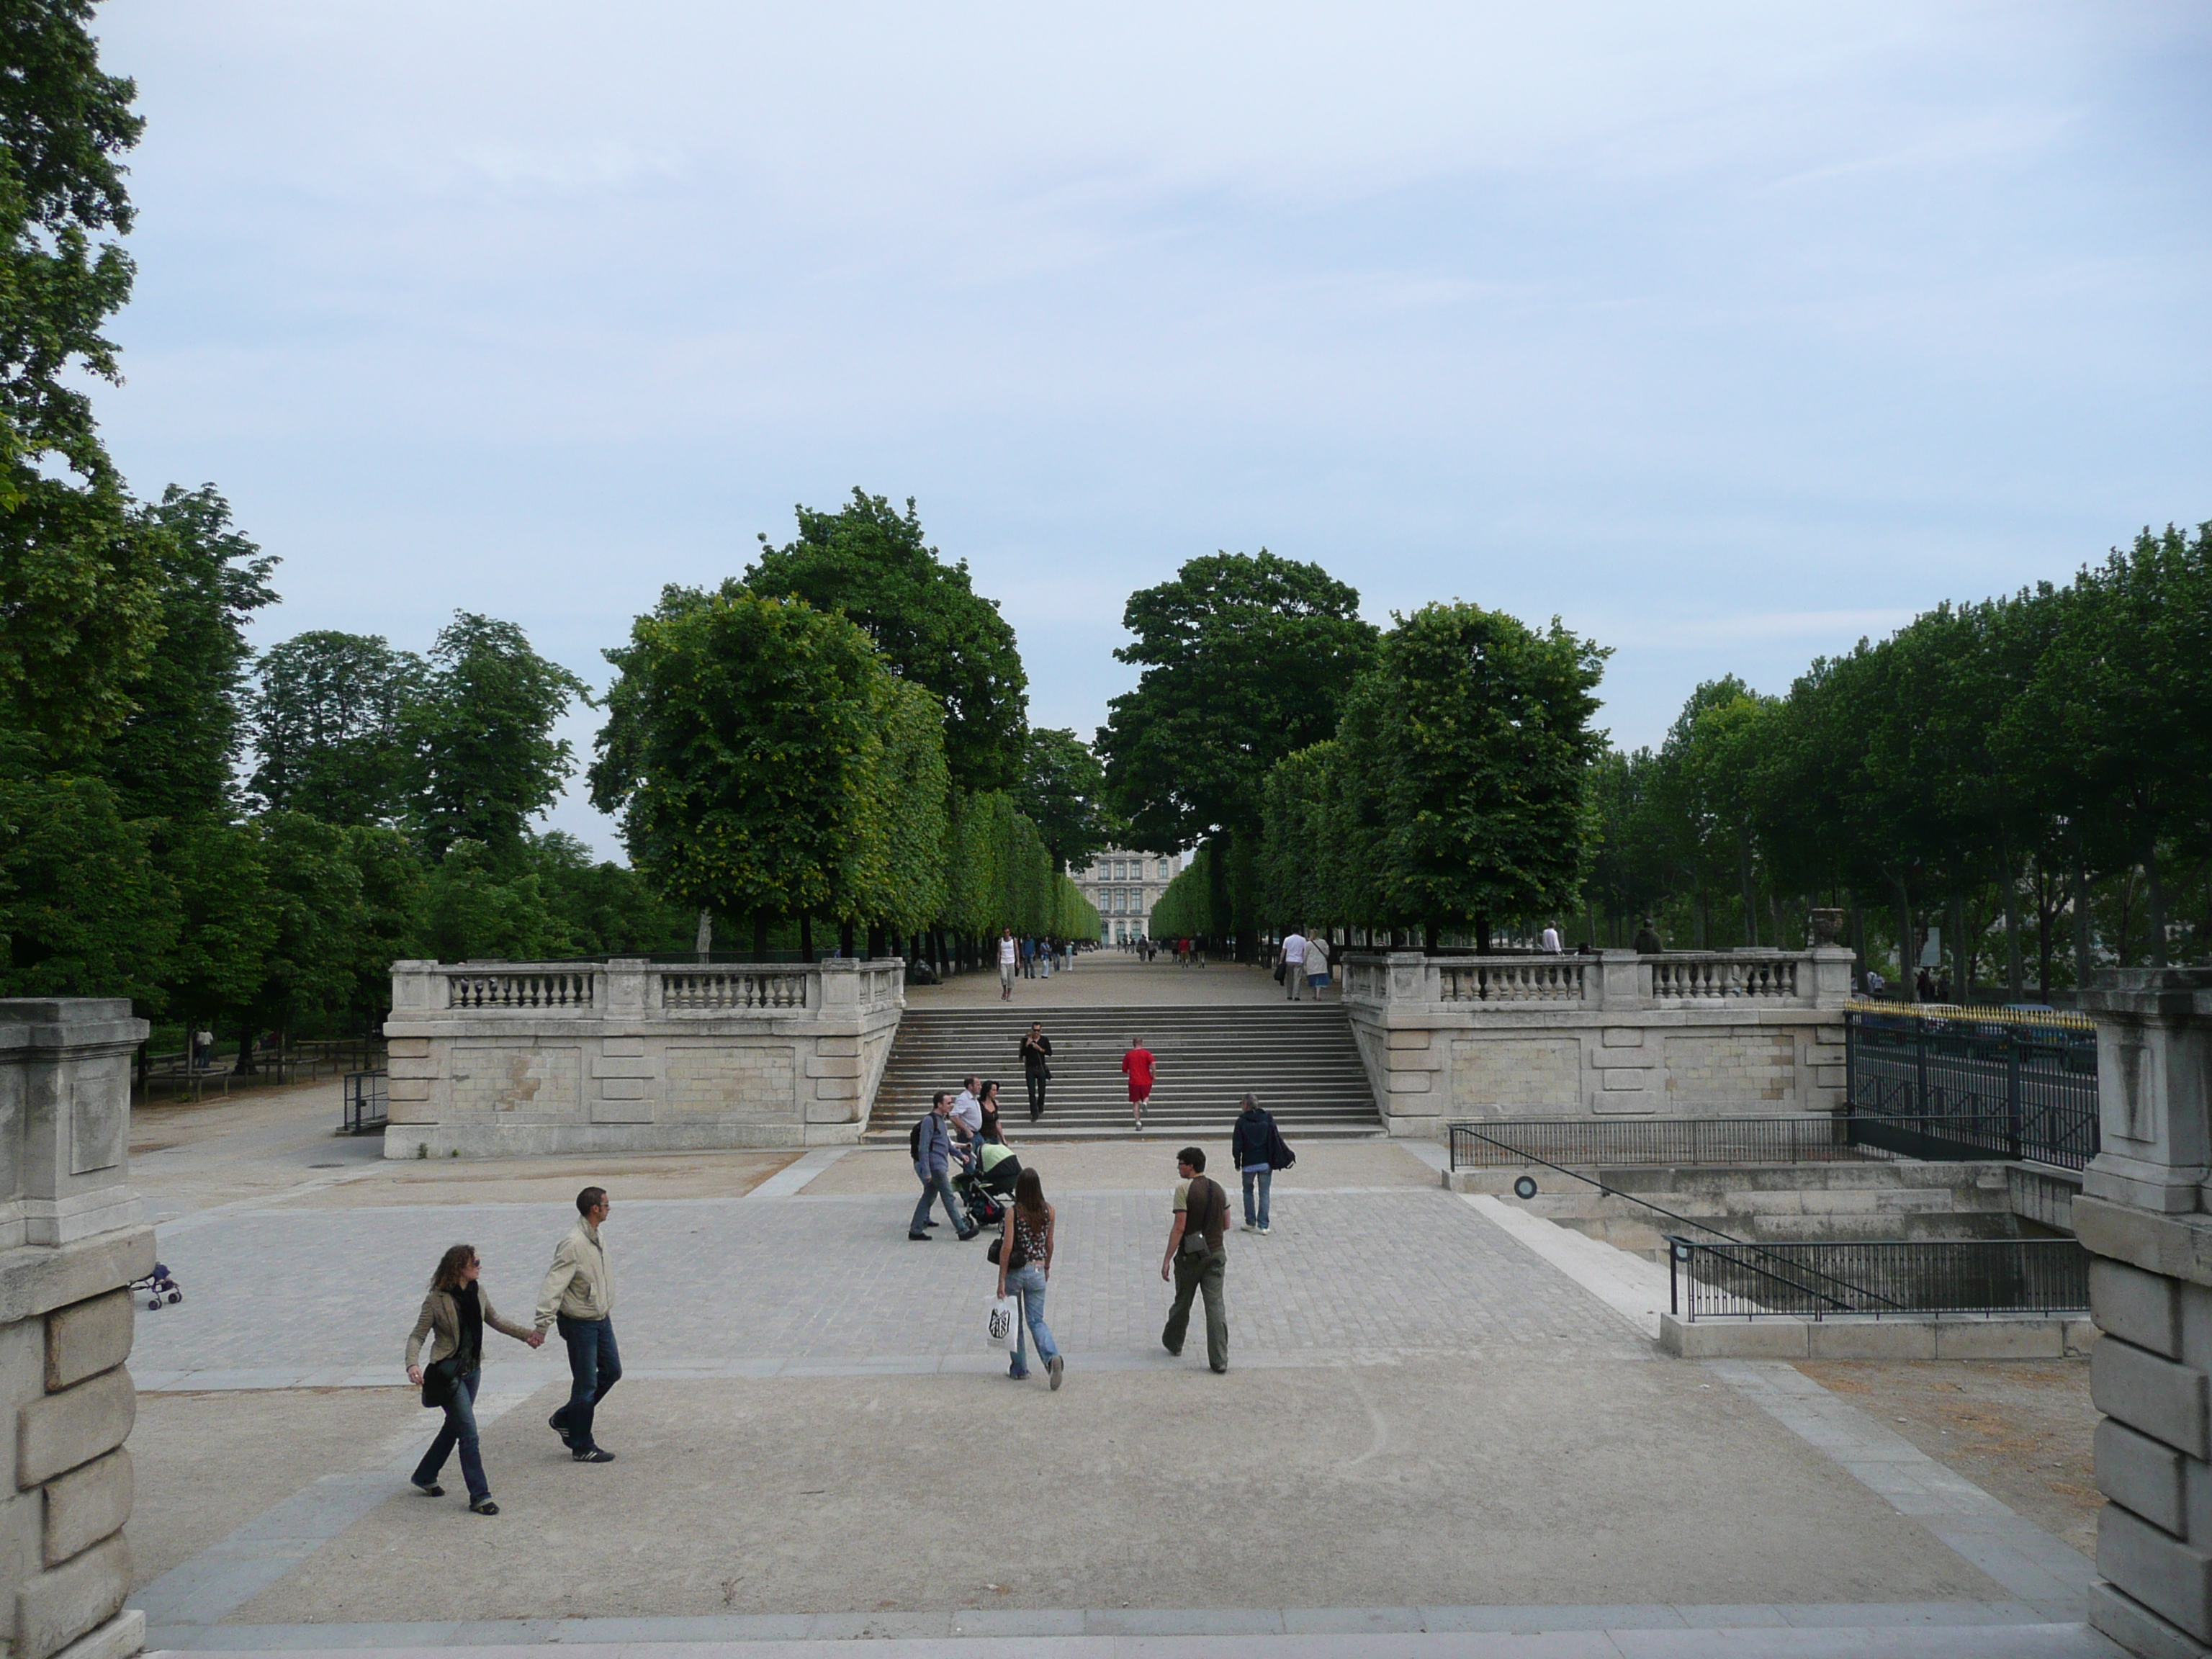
[{"xmin": 986, "ymin": 1295, "xmax": 1017, "ymax": 1350}]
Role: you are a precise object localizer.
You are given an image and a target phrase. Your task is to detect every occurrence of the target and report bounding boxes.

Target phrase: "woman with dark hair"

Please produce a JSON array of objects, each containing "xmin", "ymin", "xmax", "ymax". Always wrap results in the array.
[
  {"xmin": 405, "ymin": 1243, "xmax": 543, "ymax": 1514},
  {"xmin": 996, "ymin": 1167, "xmax": 1064, "ymax": 1388},
  {"xmin": 977, "ymin": 1079, "xmax": 1008, "ymax": 1146}
]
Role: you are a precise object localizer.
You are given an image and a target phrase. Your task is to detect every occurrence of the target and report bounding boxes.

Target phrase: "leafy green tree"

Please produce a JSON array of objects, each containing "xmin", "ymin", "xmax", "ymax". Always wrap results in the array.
[
  {"xmin": 1354, "ymin": 602, "xmax": 1606, "ymax": 948},
  {"xmin": 99, "ymin": 485, "xmax": 279, "ymax": 822},
  {"xmin": 0, "ymin": 747, "xmax": 174, "ymax": 999},
  {"xmin": 746, "ymin": 490, "xmax": 1029, "ymax": 793},
  {"xmin": 415, "ymin": 838, "xmax": 570, "ymax": 963},
  {"xmin": 242, "ymin": 811, "xmax": 369, "ymax": 1050},
  {"xmin": 408, "ymin": 612, "xmax": 590, "ymax": 858},
  {"xmin": 523, "ymin": 831, "xmax": 696, "ymax": 958},
  {"xmin": 1015, "ymin": 727, "xmax": 1116, "ymax": 869},
  {"xmin": 0, "ymin": 1, "xmax": 161, "ymax": 755},
  {"xmin": 154, "ymin": 817, "xmax": 273, "ymax": 1028},
  {"xmin": 857, "ymin": 679, "xmax": 951, "ymax": 940},
  {"xmin": 1099, "ymin": 551, "xmax": 1376, "ymax": 851},
  {"xmin": 250, "ymin": 631, "xmax": 425, "ymax": 824},
  {"xmin": 590, "ymin": 586, "xmax": 892, "ymax": 933},
  {"xmin": 343, "ymin": 823, "xmax": 426, "ymax": 1021}
]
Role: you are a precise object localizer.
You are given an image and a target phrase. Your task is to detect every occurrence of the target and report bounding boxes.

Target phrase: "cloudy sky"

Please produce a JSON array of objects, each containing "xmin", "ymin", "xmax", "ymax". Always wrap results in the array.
[{"xmin": 94, "ymin": 2, "xmax": 2211, "ymax": 856}]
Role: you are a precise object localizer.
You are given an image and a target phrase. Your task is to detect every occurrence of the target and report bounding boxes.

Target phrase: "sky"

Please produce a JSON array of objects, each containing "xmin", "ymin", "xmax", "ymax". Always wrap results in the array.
[{"xmin": 91, "ymin": 1, "xmax": 2212, "ymax": 858}]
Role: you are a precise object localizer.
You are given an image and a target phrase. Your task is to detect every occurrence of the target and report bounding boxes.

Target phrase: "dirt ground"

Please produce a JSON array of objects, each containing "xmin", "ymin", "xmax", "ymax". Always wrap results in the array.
[{"xmin": 1797, "ymin": 1357, "xmax": 2100, "ymax": 1556}]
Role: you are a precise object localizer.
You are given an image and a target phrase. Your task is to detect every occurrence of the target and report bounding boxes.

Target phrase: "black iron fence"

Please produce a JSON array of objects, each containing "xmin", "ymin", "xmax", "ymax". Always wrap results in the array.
[
  {"xmin": 1451, "ymin": 1117, "xmax": 1881, "ymax": 1169},
  {"xmin": 342, "ymin": 1071, "xmax": 388, "ymax": 1135},
  {"xmin": 1665, "ymin": 1236, "xmax": 2090, "ymax": 1321},
  {"xmin": 1845, "ymin": 1006, "xmax": 2098, "ymax": 1170}
]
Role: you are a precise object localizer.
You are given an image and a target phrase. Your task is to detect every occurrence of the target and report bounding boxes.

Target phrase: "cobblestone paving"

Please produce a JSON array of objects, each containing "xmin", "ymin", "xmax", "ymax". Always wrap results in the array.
[{"xmin": 133, "ymin": 1187, "xmax": 1641, "ymax": 1386}]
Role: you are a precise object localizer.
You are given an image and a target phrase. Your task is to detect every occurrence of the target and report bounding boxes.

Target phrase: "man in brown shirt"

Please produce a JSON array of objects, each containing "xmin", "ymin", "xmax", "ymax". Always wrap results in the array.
[{"xmin": 1161, "ymin": 1146, "xmax": 1231, "ymax": 1372}]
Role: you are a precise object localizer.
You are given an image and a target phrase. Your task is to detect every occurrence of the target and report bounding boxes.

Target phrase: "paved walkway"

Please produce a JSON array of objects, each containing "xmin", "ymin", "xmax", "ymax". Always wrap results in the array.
[
  {"xmin": 123, "ymin": 1100, "xmax": 2110, "ymax": 1659},
  {"xmin": 906, "ymin": 953, "xmax": 1328, "ymax": 1008}
]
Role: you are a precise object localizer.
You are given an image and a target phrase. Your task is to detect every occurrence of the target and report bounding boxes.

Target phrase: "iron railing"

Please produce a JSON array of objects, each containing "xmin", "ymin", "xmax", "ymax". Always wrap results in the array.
[
  {"xmin": 1845, "ymin": 1007, "xmax": 2098, "ymax": 1170},
  {"xmin": 1451, "ymin": 1117, "xmax": 1879, "ymax": 1169},
  {"xmin": 1665, "ymin": 1236, "xmax": 2090, "ymax": 1321},
  {"xmin": 343, "ymin": 1070, "xmax": 388, "ymax": 1135}
]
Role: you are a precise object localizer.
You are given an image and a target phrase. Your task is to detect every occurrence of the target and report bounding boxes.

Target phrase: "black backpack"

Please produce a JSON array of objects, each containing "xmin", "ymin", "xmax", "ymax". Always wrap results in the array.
[{"xmin": 909, "ymin": 1114, "xmax": 927, "ymax": 1161}]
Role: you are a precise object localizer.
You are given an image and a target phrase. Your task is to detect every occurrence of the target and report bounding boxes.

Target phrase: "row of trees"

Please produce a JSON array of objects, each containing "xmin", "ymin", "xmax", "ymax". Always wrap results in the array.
[
  {"xmin": 1585, "ymin": 522, "xmax": 2212, "ymax": 996},
  {"xmin": 1102, "ymin": 567, "xmax": 1606, "ymax": 956}
]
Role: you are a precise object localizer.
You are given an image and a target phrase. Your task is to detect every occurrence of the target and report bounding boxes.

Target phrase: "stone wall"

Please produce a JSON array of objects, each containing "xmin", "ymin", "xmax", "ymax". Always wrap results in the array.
[
  {"xmin": 0, "ymin": 1001, "xmax": 153, "ymax": 1659},
  {"xmin": 382, "ymin": 958, "xmax": 904, "ymax": 1158},
  {"xmin": 1340, "ymin": 948, "xmax": 1853, "ymax": 1137},
  {"xmin": 2074, "ymin": 968, "xmax": 2212, "ymax": 1658}
]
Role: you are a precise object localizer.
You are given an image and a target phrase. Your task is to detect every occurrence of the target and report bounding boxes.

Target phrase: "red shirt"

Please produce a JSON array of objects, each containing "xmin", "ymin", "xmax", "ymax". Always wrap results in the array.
[{"xmin": 1122, "ymin": 1046, "xmax": 1155, "ymax": 1089}]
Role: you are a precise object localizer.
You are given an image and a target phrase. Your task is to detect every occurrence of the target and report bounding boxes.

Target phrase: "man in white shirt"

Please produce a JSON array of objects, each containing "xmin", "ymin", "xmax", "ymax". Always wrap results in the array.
[
  {"xmin": 1540, "ymin": 922, "xmax": 1564, "ymax": 954},
  {"xmin": 950, "ymin": 1075, "xmax": 984, "ymax": 1145},
  {"xmin": 998, "ymin": 928, "xmax": 1017, "ymax": 1000},
  {"xmin": 1280, "ymin": 930, "xmax": 1308, "ymax": 1001}
]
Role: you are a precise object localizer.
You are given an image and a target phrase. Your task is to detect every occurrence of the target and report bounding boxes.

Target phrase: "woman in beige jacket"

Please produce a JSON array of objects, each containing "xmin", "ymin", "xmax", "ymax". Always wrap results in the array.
[{"xmin": 405, "ymin": 1244, "xmax": 543, "ymax": 1514}]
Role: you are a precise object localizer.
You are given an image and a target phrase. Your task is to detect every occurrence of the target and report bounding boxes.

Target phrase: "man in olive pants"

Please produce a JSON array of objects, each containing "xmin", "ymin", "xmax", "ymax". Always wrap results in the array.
[{"xmin": 1161, "ymin": 1146, "xmax": 1231, "ymax": 1373}]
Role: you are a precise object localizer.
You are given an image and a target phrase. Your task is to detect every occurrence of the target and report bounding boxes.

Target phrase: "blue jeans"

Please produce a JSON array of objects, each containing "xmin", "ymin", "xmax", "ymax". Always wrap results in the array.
[
  {"xmin": 912, "ymin": 1162, "xmax": 968, "ymax": 1233},
  {"xmin": 413, "ymin": 1367, "xmax": 488, "ymax": 1503},
  {"xmin": 1242, "ymin": 1168, "xmax": 1271, "ymax": 1228},
  {"xmin": 1004, "ymin": 1263, "xmax": 1059, "ymax": 1377},
  {"xmin": 553, "ymin": 1316, "xmax": 621, "ymax": 1451}
]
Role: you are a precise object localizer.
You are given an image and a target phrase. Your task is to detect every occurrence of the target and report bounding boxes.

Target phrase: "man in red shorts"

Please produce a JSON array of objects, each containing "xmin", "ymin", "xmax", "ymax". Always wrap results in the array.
[{"xmin": 1123, "ymin": 1035, "xmax": 1155, "ymax": 1132}]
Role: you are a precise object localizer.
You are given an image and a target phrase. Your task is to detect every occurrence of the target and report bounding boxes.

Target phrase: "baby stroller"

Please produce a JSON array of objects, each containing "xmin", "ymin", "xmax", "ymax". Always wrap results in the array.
[
  {"xmin": 132, "ymin": 1263, "xmax": 183, "ymax": 1310},
  {"xmin": 957, "ymin": 1145, "xmax": 1022, "ymax": 1231}
]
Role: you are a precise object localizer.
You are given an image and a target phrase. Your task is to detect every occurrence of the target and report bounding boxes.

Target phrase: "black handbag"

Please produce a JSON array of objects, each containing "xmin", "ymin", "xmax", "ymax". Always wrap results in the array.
[
  {"xmin": 1273, "ymin": 961, "xmax": 1286, "ymax": 984},
  {"xmin": 421, "ymin": 1354, "xmax": 462, "ymax": 1409}
]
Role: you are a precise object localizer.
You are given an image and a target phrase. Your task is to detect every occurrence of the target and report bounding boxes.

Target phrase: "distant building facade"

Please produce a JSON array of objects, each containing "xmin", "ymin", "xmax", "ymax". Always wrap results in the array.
[{"xmin": 1070, "ymin": 848, "xmax": 1182, "ymax": 944}]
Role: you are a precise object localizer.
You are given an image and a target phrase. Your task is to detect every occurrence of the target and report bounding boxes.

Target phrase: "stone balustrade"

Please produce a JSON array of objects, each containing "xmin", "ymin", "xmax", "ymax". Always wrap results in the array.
[
  {"xmin": 0, "ymin": 1001, "xmax": 153, "ymax": 1659},
  {"xmin": 1339, "ymin": 948, "xmax": 1853, "ymax": 1134},
  {"xmin": 382, "ymin": 958, "xmax": 905, "ymax": 1157}
]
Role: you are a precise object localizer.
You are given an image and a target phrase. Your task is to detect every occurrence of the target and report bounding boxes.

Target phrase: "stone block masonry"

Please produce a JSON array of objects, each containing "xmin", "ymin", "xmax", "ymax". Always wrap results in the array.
[
  {"xmin": 2075, "ymin": 967, "xmax": 2212, "ymax": 1657},
  {"xmin": 383, "ymin": 958, "xmax": 904, "ymax": 1158},
  {"xmin": 0, "ymin": 1002, "xmax": 154, "ymax": 1659},
  {"xmin": 1340, "ymin": 948, "xmax": 1853, "ymax": 1136}
]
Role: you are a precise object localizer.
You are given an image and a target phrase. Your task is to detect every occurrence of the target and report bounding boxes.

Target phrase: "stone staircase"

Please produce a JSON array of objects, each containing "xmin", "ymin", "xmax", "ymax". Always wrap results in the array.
[{"xmin": 866, "ymin": 1004, "xmax": 1384, "ymax": 1140}]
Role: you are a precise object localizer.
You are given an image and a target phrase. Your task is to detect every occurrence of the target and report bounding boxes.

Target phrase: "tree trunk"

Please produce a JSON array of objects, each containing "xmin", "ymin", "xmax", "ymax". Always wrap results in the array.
[
  {"xmin": 799, "ymin": 916, "xmax": 814, "ymax": 963},
  {"xmin": 2072, "ymin": 849, "xmax": 2094, "ymax": 989},
  {"xmin": 1891, "ymin": 874, "xmax": 1915, "ymax": 1002},
  {"xmin": 2145, "ymin": 837, "xmax": 2170, "ymax": 968},
  {"xmin": 1422, "ymin": 921, "xmax": 1437, "ymax": 954},
  {"xmin": 694, "ymin": 908, "xmax": 713, "ymax": 960},
  {"xmin": 839, "ymin": 920, "xmax": 856, "ymax": 958},
  {"xmin": 1849, "ymin": 901, "xmax": 1866, "ymax": 984},
  {"xmin": 1739, "ymin": 834, "xmax": 1758, "ymax": 947},
  {"xmin": 868, "ymin": 923, "xmax": 885, "ymax": 960},
  {"xmin": 2002, "ymin": 848, "xmax": 2024, "ymax": 1000},
  {"xmin": 2036, "ymin": 866, "xmax": 2054, "ymax": 997},
  {"xmin": 755, "ymin": 912, "xmax": 770, "ymax": 959},
  {"xmin": 1947, "ymin": 893, "xmax": 1967, "ymax": 999},
  {"xmin": 1475, "ymin": 914, "xmax": 1491, "ymax": 955}
]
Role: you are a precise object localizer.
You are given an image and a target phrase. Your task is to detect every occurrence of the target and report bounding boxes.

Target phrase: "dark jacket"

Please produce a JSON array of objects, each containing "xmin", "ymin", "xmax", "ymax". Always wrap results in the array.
[
  {"xmin": 1232, "ymin": 1107, "xmax": 1290, "ymax": 1172},
  {"xmin": 1019, "ymin": 1032, "xmax": 1053, "ymax": 1071}
]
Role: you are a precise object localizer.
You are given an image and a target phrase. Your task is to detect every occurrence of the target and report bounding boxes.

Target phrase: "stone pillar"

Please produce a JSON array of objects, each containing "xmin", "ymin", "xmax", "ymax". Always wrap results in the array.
[
  {"xmin": 2074, "ymin": 969, "xmax": 2212, "ymax": 1655},
  {"xmin": 0, "ymin": 1001, "xmax": 153, "ymax": 1659}
]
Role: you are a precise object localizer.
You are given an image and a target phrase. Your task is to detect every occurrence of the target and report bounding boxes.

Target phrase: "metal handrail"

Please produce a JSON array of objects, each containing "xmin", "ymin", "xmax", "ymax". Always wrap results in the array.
[{"xmin": 1667, "ymin": 1236, "xmax": 2088, "ymax": 1322}]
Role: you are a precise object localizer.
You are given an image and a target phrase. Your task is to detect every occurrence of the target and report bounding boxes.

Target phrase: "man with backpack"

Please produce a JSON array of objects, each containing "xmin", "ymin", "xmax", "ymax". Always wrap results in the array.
[
  {"xmin": 909, "ymin": 1093, "xmax": 976, "ymax": 1241},
  {"xmin": 1229, "ymin": 1093, "xmax": 1293, "ymax": 1235},
  {"xmin": 1161, "ymin": 1146, "xmax": 1232, "ymax": 1373}
]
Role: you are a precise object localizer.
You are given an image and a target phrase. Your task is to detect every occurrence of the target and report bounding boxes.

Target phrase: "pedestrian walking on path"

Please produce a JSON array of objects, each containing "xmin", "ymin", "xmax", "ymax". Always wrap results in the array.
[
  {"xmin": 536, "ymin": 1188, "xmax": 621, "ymax": 1464},
  {"xmin": 1161, "ymin": 1146, "xmax": 1231, "ymax": 1373},
  {"xmin": 999, "ymin": 928, "xmax": 1018, "ymax": 999},
  {"xmin": 950, "ymin": 1075, "xmax": 984, "ymax": 1146},
  {"xmin": 1231, "ymin": 1094, "xmax": 1293, "ymax": 1234},
  {"xmin": 1280, "ymin": 928, "xmax": 1308, "ymax": 999},
  {"xmin": 911, "ymin": 1093, "xmax": 977, "ymax": 1241},
  {"xmin": 997, "ymin": 1167, "xmax": 1064, "ymax": 1389},
  {"xmin": 1303, "ymin": 932, "xmax": 1331, "ymax": 999},
  {"xmin": 406, "ymin": 1243, "xmax": 544, "ymax": 1514},
  {"xmin": 977, "ymin": 1079, "xmax": 1007, "ymax": 1143},
  {"xmin": 1123, "ymin": 1035, "xmax": 1155, "ymax": 1131},
  {"xmin": 1019, "ymin": 1022, "xmax": 1053, "ymax": 1122}
]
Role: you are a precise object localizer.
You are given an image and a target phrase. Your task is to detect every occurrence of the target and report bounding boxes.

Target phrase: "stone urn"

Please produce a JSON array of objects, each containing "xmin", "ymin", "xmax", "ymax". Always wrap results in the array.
[{"xmin": 1807, "ymin": 908, "xmax": 1844, "ymax": 947}]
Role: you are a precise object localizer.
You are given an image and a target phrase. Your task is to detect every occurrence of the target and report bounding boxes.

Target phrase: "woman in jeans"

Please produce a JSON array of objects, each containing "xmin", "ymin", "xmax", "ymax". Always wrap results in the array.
[
  {"xmin": 405, "ymin": 1244, "xmax": 544, "ymax": 1514},
  {"xmin": 997, "ymin": 1167, "xmax": 1065, "ymax": 1389}
]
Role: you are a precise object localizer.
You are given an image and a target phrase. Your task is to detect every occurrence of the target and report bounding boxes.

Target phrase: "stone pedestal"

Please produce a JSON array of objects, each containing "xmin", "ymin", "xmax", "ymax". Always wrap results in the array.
[
  {"xmin": 0, "ymin": 1002, "xmax": 152, "ymax": 1659},
  {"xmin": 2077, "ymin": 969, "xmax": 2212, "ymax": 1656}
]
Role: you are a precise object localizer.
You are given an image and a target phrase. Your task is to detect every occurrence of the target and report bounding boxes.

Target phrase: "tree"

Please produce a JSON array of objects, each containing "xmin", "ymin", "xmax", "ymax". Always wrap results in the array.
[
  {"xmin": 415, "ymin": 838, "xmax": 570, "ymax": 963},
  {"xmin": 250, "ymin": 631, "xmax": 425, "ymax": 824},
  {"xmin": 1015, "ymin": 727, "xmax": 1116, "ymax": 869},
  {"xmin": 407, "ymin": 612, "xmax": 590, "ymax": 858},
  {"xmin": 153, "ymin": 817, "xmax": 273, "ymax": 1028},
  {"xmin": 1098, "ymin": 551, "xmax": 1377, "ymax": 853},
  {"xmin": 0, "ymin": 747, "xmax": 174, "ymax": 999},
  {"xmin": 746, "ymin": 490, "xmax": 1029, "ymax": 793},
  {"xmin": 590, "ymin": 586, "xmax": 894, "ymax": 932},
  {"xmin": 102, "ymin": 485, "xmax": 279, "ymax": 823},
  {"xmin": 1355, "ymin": 602, "xmax": 1606, "ymax": 947},
  {"xmin": 0, "ymin": 1, "xmax": 161, "ymax": 755}
]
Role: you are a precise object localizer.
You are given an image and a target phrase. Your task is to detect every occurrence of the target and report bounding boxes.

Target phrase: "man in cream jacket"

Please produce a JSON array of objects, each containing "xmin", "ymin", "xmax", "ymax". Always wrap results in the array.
[{"xmin": 538, "ymin": 1186, "xmax": 619, "ymax": 1462}]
